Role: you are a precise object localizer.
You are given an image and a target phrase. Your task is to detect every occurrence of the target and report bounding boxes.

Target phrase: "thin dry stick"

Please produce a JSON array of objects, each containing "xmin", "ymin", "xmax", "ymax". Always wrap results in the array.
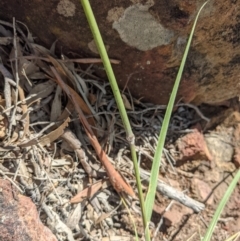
[
  {"xmin": 2, "ymin": 94, "xmax": 37, "ymax": 114},
  {"xmin": 61, "ymin": 129, "xmax": 96, "ymax": 177},
  {"xmin": 176, "ymin": 103, "xmax": 210, "ymax": 122},
  {"xmin": 13, "ymin": 18, "xmax": 19, "ymax": 106},
  {"xmin": 140, "ymin": 168, "xmax": 205, "ymax": 212}
]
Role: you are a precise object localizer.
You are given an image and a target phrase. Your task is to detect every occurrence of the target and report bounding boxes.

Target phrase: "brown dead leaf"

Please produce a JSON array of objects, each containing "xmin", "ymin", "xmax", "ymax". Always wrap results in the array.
[
  {"xmin": 47, "ymin": 55, "xmax": 76, "ymax": 89},
  {"xmin": 18, "ymin": 118, "xmax": 70, "ymax": 147},
  {"xmin": 122, "ymin": 94, "xmax": 132, "ymax": 110},
  {"xmin": 20, "ymin": 60, "xmax": 40, "ymax": 79},
  {"xmin": 70, "ymin": 180, "xmax": 108, "ymax": 204},
  {"xmin": 27, "ymin": 80, "xmax": 56, "ymax": 104},
  {"xmin": 57, "ymin": 100, "xmax": 74, "ymax": 122},
  {"xmin": 50, "ymin": 85, "xmax": 62, "ymax": 122},
  {"xmin": 62, "ymin": 84, "xmax": 96, "ymax": 133},
  {"xmin": 18, "ymin": 137, "xmax": 38, "ymax": 148},
  {"xmin": 32, "ymin": 43, "xmax": 52, "ymax": 55},
  {"xmin": 48, "ymin": 55, "xmax": 96, "ymax": 132},
  {"xmin": 39, "ymin": 117, "xmax": 70, "ymax": 146},
  {"xmin": 28, "ymin": 71, "xmax": 47, "ymax": 80},
  {"xmin": 61, "ymin": 55, "xmax": 75, "ymax": 72}
]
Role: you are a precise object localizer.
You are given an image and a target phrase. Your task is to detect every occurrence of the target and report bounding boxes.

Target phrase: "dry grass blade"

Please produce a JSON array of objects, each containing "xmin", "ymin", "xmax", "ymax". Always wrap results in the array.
[
  {"xmin": 61, "ymin": 129, "xmax": 95, "ymax": 176},
  {"xmin": 15, "ymin": 55, "xmax": 120, "ymax": 64},
  {"xmin": 61, "ymin": 58, "xmax": 120, "ymax": 64},
  {"xmin": 47, "ymin": 55, "xmax": 96, "ymax": 132},
  {"xmin": 50, "ymin": 66, "xmax": 135, "ymax": 197}
]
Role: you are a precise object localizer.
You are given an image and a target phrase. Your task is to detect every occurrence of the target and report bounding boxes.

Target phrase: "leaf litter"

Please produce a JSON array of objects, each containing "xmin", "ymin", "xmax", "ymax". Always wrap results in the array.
[{"xmin": 0, "ymin": 19, "xmax": 239, "ymax": 241}]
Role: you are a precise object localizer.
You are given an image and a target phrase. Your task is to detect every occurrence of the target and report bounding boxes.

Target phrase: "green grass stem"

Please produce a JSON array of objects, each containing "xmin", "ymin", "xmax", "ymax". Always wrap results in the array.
[
  {"xmin": 202, "ymin": 170, "xmax": 240, "ymax": 241},
  {"xmin": 144, "ymin": 1, "xmax": 209, "ymax": 222},
  {"xmin": 80, "ymin": 0, "xmax": 149, "ymax": 239}
]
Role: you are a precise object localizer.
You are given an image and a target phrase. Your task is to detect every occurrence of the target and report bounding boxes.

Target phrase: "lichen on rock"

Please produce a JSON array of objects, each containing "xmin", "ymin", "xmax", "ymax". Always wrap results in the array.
[
  {"xmin": 57, "ymin": 0, "xmax": 75, "ymax": 17},
  {"xmin": 112, "ymin": 4, "xmax": 174, "ymax": 51}
]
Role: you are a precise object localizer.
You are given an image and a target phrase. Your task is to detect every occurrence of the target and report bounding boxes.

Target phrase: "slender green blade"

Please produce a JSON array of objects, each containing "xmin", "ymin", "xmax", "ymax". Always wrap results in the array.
[
  {"xmin": 144, "ymin": 1, "xmax": 209, "ymax": 222},
  {"xmin": 80, "ymin": 0, "xmax": 132, "ymax": 136},
  {"xmin": 80, "ymin": 1, "xmax": 149, "ymax": 239},
  {"xmin": 202, "ymin": 170, "xmax": 240, "ymax": 241}
]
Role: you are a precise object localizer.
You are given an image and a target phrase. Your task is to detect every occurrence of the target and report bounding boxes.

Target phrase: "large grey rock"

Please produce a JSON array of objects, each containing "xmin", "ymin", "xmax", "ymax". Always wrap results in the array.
[{"xmin": 0, "ymin": 0, "xmax": 239, "ymax": 105}]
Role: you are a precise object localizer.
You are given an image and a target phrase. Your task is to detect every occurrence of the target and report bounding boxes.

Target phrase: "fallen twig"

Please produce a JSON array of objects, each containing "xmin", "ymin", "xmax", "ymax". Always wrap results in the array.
[{"xmin": 140, "ymin": 168, "xmax": 205, "ymax": 213}]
